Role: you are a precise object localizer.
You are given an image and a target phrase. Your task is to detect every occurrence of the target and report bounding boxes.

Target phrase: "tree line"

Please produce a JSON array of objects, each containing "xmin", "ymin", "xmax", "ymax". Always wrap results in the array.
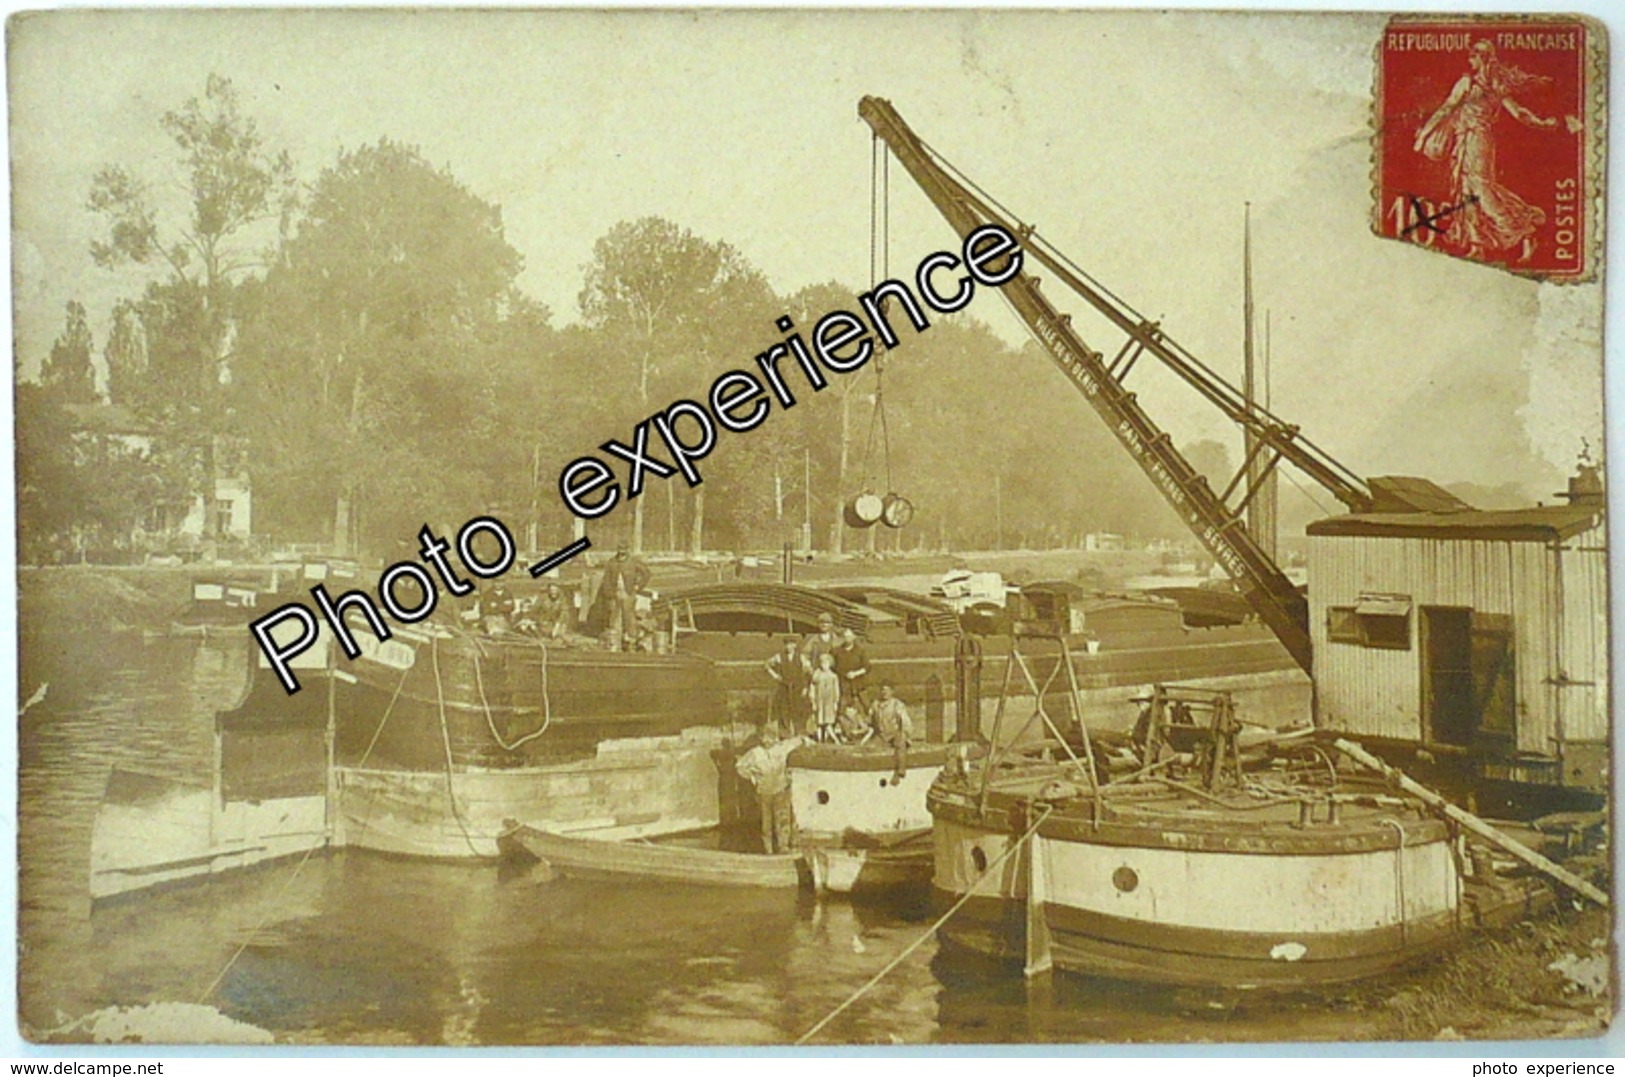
[{"xmin": 16, "ymin": 75, "xmax": 1221, "ymax": 565}]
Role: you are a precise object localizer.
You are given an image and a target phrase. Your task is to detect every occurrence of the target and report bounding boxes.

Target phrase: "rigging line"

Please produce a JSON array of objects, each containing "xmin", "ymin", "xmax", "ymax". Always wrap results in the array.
[
  {"xmin": 880, "ymin": 146, "xmax": 893, "ymax": 490},
  {"xmin": 880, "ymin": 379, "xmax": 893, "ymax": 492},
  {"xmin": 860, "ymin": 367, "xmax": 882, "ymax": 491},
  {"xmin": 869, "ymin": 135, "xmax": 879, "ymax": 291},
  {"xmin": 882, "ymin": 147, "xmax": 890, "ymax": 281},
  {"xmin": 430, "ymin": 636, "xmax": 489, "ymax": 858},
  {"xmin": 356, "ymin": 660, "xmax": 414, "ymax": 769},
  {"xmin": 919, "ymin": 135, "xmax": 1158, "ymax": 345},
  {"xmin": 989, "ymin": 237, "xmax": 1347, "ymax": 523},
  {"xmin": 795, "ymin": 804, "xmax": 1053, "ymax": 1046},
  {"xmin": 347, "ymin": 657, "xmax": 417, "ymax": 845},
  {"xmin": 1282, "ymin": 465, "xmax": 1337, "ymax": 518}
]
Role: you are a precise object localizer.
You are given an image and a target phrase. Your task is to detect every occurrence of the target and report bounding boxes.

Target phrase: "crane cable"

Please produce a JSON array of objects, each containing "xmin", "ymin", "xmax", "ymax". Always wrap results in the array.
[{"xmin": 860, "ymin": 136, "xmax": 894, "ymax": 496}]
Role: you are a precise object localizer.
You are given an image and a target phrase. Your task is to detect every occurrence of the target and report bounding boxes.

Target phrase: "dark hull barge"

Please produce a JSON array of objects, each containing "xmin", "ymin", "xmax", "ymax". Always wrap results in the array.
[{"xmin": 312, "ymin": 584, "xmax": 1301, "ymax": 859}]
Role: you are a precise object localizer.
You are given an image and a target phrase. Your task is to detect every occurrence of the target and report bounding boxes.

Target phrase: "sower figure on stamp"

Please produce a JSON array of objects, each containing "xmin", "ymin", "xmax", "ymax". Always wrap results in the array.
[
  {"xmin": 735, "ymin": 723, "xmax": 803, "ymax": 854},
  {"xmin": 764, "ymin": 636, "xmax": 812, "ymax": 737},
  {"xmin": 1414, "ymin": 38, "xmax": 1564, "ymax": 262},
  {"xmin": 868, "ymin": 681, "xmax": 913, "ymax": 784}
]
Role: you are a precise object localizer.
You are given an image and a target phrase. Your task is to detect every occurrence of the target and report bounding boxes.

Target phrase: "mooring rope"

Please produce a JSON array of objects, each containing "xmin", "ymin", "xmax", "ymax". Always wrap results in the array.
[
  {"xmin": 356, "ymin": 660, "xmax": 414, "ymax": 768},
  {"xmin": 795, "ymin": 804, "xmax": 1052, "ymax": 1046},
  {"xmin": 195, "ymin": 840, "xmax": 323, "ymax": 1006},
  {"xmin": 468, "ymin": 636, "xmax": 553, "ymax": 752}
]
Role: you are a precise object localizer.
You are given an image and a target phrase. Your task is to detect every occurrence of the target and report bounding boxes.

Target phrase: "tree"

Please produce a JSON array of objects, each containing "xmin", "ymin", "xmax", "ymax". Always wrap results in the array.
[
  {"xmin": 14, "ymin": 383, "xmax": 78, "ymax": 561},
  {"xmin": 87, "ymin": 74, "xmax": 297, "ymax": 541},
  {"xmin": 89, "ymin": 74, "xmax": 294, "ymax": 304},
  {"xmin": 103, "ymin": 299, "xmax": 147, "ymax": 409},
  {"xmin": 579, "ymin": 217, "xmax": 776, "ymax": 553},
  {"xmin": 42, "ymin": 300, "xmax": 97, "ymax": 404},
  {"xmin": 234, "ymin": 140, "xmax": 531, "ymax": 555},
  {"xmin": 1181, "ymin": 438, "xmax": 1236, "ymax": 493}
]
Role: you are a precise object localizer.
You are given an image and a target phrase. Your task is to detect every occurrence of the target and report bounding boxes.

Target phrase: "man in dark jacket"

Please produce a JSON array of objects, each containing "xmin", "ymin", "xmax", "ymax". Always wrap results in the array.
[
  {"xmin": 832, "ymin": 628, "xmax": 871, "ymax": 708},
  {"xmin": 594, "ymin": 544, "xmax": 650, "ymax": 650}
]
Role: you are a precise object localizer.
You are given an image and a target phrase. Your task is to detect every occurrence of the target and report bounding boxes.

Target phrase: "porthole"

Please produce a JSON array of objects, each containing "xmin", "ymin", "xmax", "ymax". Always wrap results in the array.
[
  {"xmin": 879, "ymin": 777, "xmax": 889, "ymax": 788},
  {"xmin": 816, "ymin": 790, "xmax": 830, "ymax": 805},
  {"xmin": 1112, "ymin": 865, "xmax": 1139, "ymax": 893},
  {"xmin": 971, "ymin": 846, "xmax": 989, "ymax": 873}
]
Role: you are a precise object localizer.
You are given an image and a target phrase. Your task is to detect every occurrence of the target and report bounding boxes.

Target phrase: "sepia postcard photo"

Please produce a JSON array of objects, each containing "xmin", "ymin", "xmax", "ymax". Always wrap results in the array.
[{"xmin": 7, "ymin": 6, "xmax": 1616, "ymax": 1048}]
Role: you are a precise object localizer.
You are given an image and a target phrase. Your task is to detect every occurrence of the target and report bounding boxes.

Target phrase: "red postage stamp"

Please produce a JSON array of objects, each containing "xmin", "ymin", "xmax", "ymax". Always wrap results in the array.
[{"xmin": 1374, "ymin": 17, "xmax": 1600, "ymax": 281}]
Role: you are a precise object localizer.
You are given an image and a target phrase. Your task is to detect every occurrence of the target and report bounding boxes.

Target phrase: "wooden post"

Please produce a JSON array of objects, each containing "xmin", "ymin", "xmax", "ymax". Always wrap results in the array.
[
  {"xmin": 325, "ymin": 637, "xmax": 338, "ymax": 847},
  {"xmin": 1024, "ymin": 826, "xmax": 1053, "ymax": 977},
  {"xmin": 1333, "ymin": 738, "xmax": 1608, "ymax": 907}
]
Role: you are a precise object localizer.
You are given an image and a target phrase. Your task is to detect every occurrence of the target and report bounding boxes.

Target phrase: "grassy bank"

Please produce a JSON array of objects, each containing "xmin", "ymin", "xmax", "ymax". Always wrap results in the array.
[
  {"xmin": 1315, "ymin": 904, "xmax": 1613, "ymax": 1042},
  {"xmin": 16, "ymin": 564, "xmax": 201, "ymax": 633}
]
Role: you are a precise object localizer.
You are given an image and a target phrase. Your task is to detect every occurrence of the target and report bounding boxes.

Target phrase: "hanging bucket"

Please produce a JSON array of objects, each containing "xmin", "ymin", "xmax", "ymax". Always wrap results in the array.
[
  {"xmin": 881, "ymin": 493, "xmax": 914, "ymax": 529},
  {"xmin": 844, "ymin": 493, "xmax": 885, "ymax": 529}
]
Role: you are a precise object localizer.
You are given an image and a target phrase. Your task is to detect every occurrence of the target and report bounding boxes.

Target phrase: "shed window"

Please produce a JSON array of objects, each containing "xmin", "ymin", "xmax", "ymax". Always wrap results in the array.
[{"xmin": 1327, "ymin": 595, "xmax": 1412, "ymax": 651}]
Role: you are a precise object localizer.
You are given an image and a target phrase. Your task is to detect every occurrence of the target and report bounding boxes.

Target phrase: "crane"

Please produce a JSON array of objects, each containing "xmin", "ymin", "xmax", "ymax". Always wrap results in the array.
[{"xmin": 858, "ymin": 96, "xmax": 1377, "ymax": 675}]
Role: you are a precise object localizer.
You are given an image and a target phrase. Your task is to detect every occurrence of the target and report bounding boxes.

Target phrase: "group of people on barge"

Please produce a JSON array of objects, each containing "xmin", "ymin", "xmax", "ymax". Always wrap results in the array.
[
  {"xmin": 468, "ymin": 544, "xmax": 657, "ymax": 650},
  {"xmin": 763, "ymin": 613, "xmax": 877, "ymax": 742},
  {"xmin": 740, "ymin": 613, "xmax": 917, "ymax": 853}
]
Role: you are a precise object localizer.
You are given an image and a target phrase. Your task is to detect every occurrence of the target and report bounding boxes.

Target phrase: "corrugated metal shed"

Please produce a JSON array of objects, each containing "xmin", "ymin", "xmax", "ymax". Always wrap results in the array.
[{"xmin": 1307, "ymin": 504, "xmax": 1607, "ymax": 773}]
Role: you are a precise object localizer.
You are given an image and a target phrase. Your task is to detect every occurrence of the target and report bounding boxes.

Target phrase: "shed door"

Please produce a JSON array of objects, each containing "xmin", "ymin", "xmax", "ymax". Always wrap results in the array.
[
  {"xmin": 1469, "ymin": 612, "xmax": 1516, "ymax": 746},
  {"xmin": 1421, "ymin": 607, "xmax": 1515, "ymax": 748},
  {"xmin": 1422, "ymin": 607, "xmax": 1473, "ymax": 746}
]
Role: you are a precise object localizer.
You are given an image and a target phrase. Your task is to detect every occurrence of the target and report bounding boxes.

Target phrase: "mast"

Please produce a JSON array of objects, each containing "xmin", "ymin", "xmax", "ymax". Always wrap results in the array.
[
  {"xmin": 1258, "ymin": 311, "xmax": 1278, "ymax": 559},
  {"xmin": 1242, "ymin": 208, "xmax": 1278, "ymax": 561}
]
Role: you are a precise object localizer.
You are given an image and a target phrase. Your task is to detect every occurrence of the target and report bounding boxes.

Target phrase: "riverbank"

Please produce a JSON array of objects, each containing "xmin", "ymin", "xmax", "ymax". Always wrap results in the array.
[
  {"xmin": 16, "ymin": 564, "xmax": 197, "ymax": 633},
  {"xmin": 1314, "ymin": 905, "xmax": 1613, "ymax": 1042}
]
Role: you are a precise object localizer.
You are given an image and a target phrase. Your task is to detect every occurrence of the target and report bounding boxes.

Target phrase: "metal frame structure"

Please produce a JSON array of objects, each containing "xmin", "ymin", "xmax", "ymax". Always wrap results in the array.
[{"xmin": 858, "ymin": 96, "xmax": 1377, "ymax": 674}]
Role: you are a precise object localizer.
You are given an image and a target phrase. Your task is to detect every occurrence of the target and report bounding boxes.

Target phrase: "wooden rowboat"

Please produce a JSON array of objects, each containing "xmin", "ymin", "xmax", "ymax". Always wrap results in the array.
[{"xmin": 497, "ymin": 821, "xmax": 806, "ymax": 889}]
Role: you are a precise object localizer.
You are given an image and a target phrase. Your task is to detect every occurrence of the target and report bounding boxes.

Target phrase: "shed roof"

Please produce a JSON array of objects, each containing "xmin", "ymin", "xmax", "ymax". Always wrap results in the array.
[{"xmin": 1307, "ymin": 504, "xmax": 1603, "ymax": 543}]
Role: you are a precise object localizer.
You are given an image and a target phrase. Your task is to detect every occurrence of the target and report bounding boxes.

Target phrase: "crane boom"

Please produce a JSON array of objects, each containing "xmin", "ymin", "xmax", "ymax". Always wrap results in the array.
[{"xmin": 858, "ymin": 95, "xmax": 1369, "ymax": 674}]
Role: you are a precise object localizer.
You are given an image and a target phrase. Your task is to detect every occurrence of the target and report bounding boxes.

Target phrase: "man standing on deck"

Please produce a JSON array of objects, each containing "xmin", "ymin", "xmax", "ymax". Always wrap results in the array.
[
  {"xmin": 596, "ymin": 543, "xmax": 650, "ymax": 651},
  {"xmin": 832, "ymin": 628, "xmax": 871, "ymax": 709},
  {"xmin": 764, "ymin": 636, "xmax": 812, "ymax": 736},
  {"xmin": 868, "ymin": 681, "xmax": 913, "ymax": 784},
  {"xmin": 735, "ymin": 723, "xmax": 804, "ymax": 853},
  {"xmin": 805, "ymin": 613, "xmax": 841, "ymax": 669}
]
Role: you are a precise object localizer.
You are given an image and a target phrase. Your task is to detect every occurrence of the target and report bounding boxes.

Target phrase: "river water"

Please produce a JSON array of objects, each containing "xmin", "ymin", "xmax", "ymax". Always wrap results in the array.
[{"xmin": 15, "ymin": 607, "xmax": 1524, "ymax": 1047}]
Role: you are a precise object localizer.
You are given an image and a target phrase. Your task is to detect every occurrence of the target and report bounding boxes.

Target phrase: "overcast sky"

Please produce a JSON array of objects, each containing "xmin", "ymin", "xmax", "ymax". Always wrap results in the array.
[{"xmin": 8, "ymin": 8, "xmax": 1608, "ymax": 498}]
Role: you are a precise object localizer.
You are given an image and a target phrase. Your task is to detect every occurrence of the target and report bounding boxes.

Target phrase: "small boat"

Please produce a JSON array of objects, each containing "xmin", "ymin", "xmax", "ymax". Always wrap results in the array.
[
  {"xmin": 496, "ymin": 821, "xmax": 805, "ymax": 889},
  {"xmin": 790, "ymin": 740, "xmax": 965, "ymax": 896}
]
